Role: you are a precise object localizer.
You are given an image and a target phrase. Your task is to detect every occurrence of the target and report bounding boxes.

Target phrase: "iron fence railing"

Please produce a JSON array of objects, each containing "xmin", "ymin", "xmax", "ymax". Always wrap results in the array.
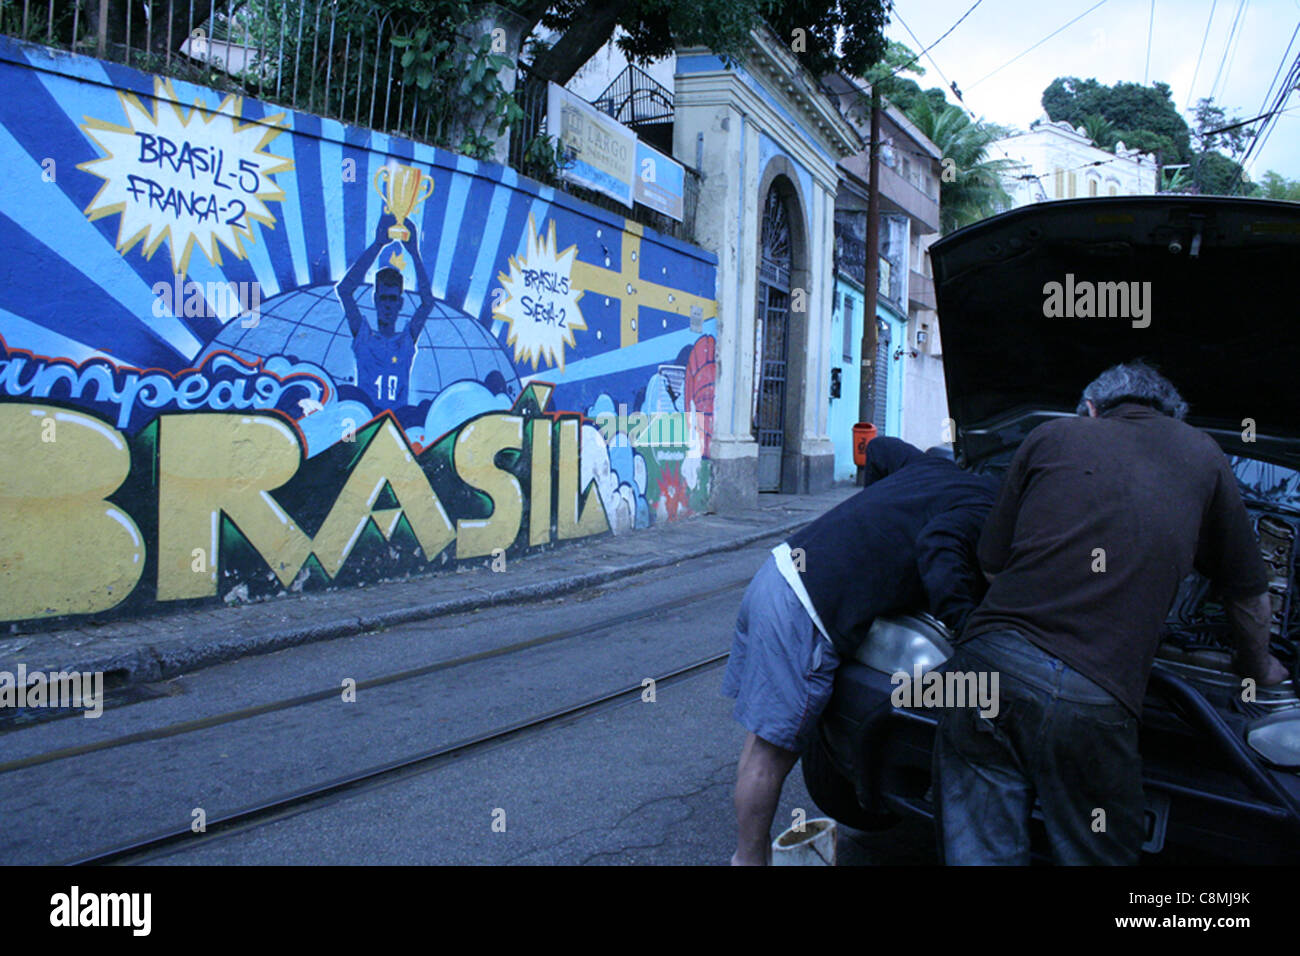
[
  {"xmin": 510, "ymin": 65, "xmax": 700, "ymax": 241},
  {"xmin": 0, "ymin": 0, "xmax": 470, "ymax": 144},
  {"xmin": 1, "ymin": 0, "xmax": 700, "ymax": 241},
  {"xmin": 592, "ymin": 64, "xmax": 673, "ymax": 155}
]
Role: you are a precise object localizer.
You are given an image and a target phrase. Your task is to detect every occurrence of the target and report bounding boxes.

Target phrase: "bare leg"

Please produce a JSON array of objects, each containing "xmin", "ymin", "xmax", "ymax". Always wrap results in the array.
[{"xmin": 732, "ymin": 732, "xmax": 801, "ymax": 865}]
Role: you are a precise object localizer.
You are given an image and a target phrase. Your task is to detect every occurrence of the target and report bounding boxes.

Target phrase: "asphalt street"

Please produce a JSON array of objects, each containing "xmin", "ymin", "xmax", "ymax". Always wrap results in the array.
[{"xmin": 0, "ymin": 531, "xmax": 935, "ymax": 865}]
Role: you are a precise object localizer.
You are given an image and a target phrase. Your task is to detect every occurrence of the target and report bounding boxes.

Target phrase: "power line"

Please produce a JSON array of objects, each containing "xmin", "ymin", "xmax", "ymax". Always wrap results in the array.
[
  {"xmin": 888, "ymin": 10, "xmax": 1058, "ymax": 204},
  {"xmin": 1249, "ymin": 19, "xmax": 1300, "ymax": 130},
  {"xmin": 967, "ymin": 0, "xmax": 1110, "ymax": 91},
  {"xmin": 1184, "ymin": 0, "xmax": 1219, "ymax": 111},
  {"xmin": 891, "ymin": 7, "xmax": 974, "ymax": 117},
  {"xmin": 1207, "ymin": 0, "xmax": 1247, "ymax": 104},
  {"xmin": 1144, "ymin": 0, "xmax": 1155, "ymax": 85},
  {"xmin": 879, "ymin": 0, "xmax": 985, "ymax": 84},
  {"xmin": 1218, "ymin": 0, "xmax": 1249, "ymax": 102},
  {"xmin": 1202, "ymin": 106, "xmax": 1278, "ymax": 137},
  {"xmin": 1236, "ymin": 54, "xmax": 1299, "ymax": 166},
  {"xmin": 1230, "ymin": 51, "xmax": 1300, "ymax": 192}
]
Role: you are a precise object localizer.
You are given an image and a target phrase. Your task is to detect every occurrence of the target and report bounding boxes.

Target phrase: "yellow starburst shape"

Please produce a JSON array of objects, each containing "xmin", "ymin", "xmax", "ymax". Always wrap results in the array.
[
  {"xmin": 78, "ymin": 77, "xmax": 293, "ymax": 274},
  {"xmin": 494, "ymin": 214, "xmax": 587, "ymax": 372}
]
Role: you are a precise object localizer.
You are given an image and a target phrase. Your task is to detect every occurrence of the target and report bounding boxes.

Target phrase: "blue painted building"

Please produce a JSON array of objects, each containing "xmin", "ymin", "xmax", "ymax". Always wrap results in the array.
[{"xmin": 825, "ymin": 77, "xmax": 948, "ymax": 477}]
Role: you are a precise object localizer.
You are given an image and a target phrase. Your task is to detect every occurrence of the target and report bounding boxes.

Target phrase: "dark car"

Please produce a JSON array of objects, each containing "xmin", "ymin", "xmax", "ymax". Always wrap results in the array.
[{"xmin": 804, "ymin": 196, "xmax": 1300, "ymax": 863}]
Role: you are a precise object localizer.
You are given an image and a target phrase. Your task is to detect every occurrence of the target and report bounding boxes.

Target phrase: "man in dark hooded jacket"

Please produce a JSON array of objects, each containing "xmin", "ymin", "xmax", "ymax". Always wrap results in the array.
[{"xmin": 724, "ymin": 436, "xmax": 1000, "ymax": 864}]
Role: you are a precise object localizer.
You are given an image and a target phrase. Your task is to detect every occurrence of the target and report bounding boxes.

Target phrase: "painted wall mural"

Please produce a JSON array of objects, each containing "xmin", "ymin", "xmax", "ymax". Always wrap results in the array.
[{"xmin": 0, "ymin": 37, "xmax": 718, "ymax": 628}]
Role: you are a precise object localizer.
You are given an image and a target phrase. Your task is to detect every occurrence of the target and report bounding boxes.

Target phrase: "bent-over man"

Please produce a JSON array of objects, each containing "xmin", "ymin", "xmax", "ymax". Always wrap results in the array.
[
  {"xmin": 725, "ymin": 437, "xmax": 1000, "ymax": 865},
  {"xmin": 934, "ymin": 361, "xmax": 1289, "ymax": 865}
]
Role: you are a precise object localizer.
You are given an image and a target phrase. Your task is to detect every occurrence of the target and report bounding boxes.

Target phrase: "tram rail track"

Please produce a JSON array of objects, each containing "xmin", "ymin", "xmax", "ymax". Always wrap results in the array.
[
  {"xmin": 1, "ymin": 576, "xmax": 751, "ymax": 776},
  {"xmin": 60, "ymin": 651, "xmax": 731, "ymax": 865}
]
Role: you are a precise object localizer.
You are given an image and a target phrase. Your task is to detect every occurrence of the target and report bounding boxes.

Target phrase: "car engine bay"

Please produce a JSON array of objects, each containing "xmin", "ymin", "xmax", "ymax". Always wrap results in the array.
[{"xmin": 1157, "ymin": 457, "xmax": 1299, "ymax": 698}]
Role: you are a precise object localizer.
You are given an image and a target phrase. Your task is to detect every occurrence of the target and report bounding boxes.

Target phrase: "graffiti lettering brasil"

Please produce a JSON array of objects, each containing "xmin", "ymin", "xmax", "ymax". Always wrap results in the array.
[{"xmin": 0, "ymin": 383, "xmax": 609, "ymax": 623}]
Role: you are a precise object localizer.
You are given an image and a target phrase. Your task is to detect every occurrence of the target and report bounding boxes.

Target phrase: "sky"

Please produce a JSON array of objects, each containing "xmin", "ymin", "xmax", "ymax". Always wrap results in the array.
[{"xmin": 883, "ymin": 0, "xmax": 1300, "ymax": 182}]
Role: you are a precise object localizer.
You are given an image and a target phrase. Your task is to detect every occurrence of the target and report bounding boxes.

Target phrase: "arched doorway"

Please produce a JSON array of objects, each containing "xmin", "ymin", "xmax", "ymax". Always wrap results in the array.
[{"xmin": 754, "ymin": 188, "xmax": 793, "ymax": 492}]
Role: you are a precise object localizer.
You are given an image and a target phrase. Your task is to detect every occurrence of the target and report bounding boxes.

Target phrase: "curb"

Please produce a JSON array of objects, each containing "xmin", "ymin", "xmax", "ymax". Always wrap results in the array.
[{"xmin": 70, "ymin": 511, "xmax": 819, "ymax": 686}]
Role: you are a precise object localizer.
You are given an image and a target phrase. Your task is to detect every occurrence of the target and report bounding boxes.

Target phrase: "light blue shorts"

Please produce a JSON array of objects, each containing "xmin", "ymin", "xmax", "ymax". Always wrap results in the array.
[{"xmin": 721, "ymin": 554, "xmax": 840, "ymax": 753}]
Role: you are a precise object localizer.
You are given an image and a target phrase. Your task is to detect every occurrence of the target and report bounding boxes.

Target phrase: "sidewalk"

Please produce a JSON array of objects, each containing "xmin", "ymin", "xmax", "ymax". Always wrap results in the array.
[{"xmin": 0, "ymin": 485, "xmax": 856, "ymax": 685}]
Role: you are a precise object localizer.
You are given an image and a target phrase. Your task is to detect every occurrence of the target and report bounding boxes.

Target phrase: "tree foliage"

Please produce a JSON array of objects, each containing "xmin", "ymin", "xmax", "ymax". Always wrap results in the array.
[
  {"xmin": 863, "ymin": 42, "xmax": 1012, "ymax": 233},
  {"xmin": 901, "ymin": 94, "xmax": 1015, "ymax": 234},
  {"xmin": 1041, "ymin": 76, "xmax": 1190, "ymax": 164},
  {"xmin": 1081, "ymin": 114, "xmax": 1116, "ymax": 151},
  {"xmin": 865, "ymin": 39, "xmax": 949, "ymax": 117},
  {"xmin": 1255, "ymin": 171, "xmax": 1300, "ymax": 201},
  {"xmin": 1041, "ymin": 76, "xmax": 1261, "ymax": 196},
  {"xmin": 529, "ymin": 0, "xmax": 889, "ymax": 84},
  {"xmin": 12, "ymin": 0, "xmax": 889, "ymax": 165}
]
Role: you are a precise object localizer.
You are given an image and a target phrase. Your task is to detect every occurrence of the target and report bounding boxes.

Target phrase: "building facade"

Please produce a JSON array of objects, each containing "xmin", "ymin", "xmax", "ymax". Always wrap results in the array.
[
  {"xmin": 673, "ymin": 29, "xmax": 863, "ymax": 508},
  {"xmin": 992, "ymin": 117, "xmax": 1160, "ymax": 210},
  {"xmin": 825, "ymin": 80, "xmax": 949, "ymax": 476}
]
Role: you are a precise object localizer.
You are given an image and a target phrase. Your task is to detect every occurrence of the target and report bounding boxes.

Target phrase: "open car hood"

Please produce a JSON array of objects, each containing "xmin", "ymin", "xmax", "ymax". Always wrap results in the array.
[{"xmin": 929, "ymin": 196, "xmax": 1300, "ymax": 469}]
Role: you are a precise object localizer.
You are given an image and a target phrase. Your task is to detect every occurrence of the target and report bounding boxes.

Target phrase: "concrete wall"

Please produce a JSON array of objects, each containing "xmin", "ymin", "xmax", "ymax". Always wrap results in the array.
[
  {"xmin": 900, "ymin": 233, "xmax": 952, "ymax": 451},
  {"xmin": 0, "ymin": 36, "xmax": 718, "ymax": 629},
  {"xmin": 899, "ymin": 347, "xmax": 950, "ymax": 450}
]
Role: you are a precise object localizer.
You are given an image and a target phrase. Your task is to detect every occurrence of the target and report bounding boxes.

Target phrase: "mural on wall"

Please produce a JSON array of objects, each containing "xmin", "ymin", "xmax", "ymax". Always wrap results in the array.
[{"xmin": 0, "ymin": 38, "xmax": 717, "ymax": 627}]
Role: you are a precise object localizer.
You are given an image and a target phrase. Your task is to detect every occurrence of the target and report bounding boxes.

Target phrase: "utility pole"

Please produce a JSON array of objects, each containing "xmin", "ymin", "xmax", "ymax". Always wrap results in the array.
[{"xmin": 855, "ymin": 83, "xmax": 882, "ymax": 484}]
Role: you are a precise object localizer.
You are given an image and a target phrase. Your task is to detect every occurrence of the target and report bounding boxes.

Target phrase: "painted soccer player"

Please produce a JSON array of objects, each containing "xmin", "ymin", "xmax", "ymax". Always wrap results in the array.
[{"xmin": 337, "ymin": 211, "xmax": 435, "ymax": 411}]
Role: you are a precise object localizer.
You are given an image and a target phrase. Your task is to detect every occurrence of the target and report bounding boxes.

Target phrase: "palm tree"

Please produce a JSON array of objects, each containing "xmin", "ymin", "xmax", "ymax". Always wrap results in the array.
[
  {"xmin": 1161, "ymin": 166, "xmax": 1194, "ymax": 194},
  {"xmin": 901, "ymin": 96, "xmax": 1015, "ymax": 233},
  {"xmin": 1082, "ymin": 113, "xmax": 1117, "ymax": 151}
]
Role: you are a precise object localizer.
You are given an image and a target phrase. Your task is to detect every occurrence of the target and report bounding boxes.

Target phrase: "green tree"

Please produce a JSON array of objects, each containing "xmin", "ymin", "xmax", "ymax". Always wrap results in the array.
[
  {"xmin": 1193, "ymin": 150, "xmax": 1249, "ymax": 196},
  {"xmin": 864, "ymin": 39, "xmax": 948, "ymax": 116},
  {"xmin": 902, "ymin": 94, "xmax": 1015, "ymax": 233},
  {"xmin": 1255, "ymin": 170, "xmax": 1300, "ymax": 201},
  {"xmin": 861, "ymin": 42, "xmax": 1013, "ymax": 232},
  {"xmin": 1190, "ymin": 97, "xmax": 1253, "ymax": 155},
  {"xmin": 525, "ymin": 0, "xmax": 889, "ymax": 85},
  {"xmin": 1042, "ymin": 76, "xmax": 1192, "ymax": 164},
  {"xmin": 1082, "ymin": 113, "xmax": 1116, "ymax": 151},
  {"xmin": 1187, "ymin": 97, "xmax": 1253, "ymax": 195}
]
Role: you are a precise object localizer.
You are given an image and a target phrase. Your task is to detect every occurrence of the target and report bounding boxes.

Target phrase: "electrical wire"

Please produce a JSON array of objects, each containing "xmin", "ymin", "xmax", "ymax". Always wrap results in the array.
[
  {"xmin": 1217, "ymin": 0, "xmax": 1249, "ymax": 103},
  {"xmin": 891, "ymin": 7, "xmax": 973, "ymax": 117},
  {"xmin": 1207, "ymin": 0, "xmax": 1248, "ymax": 105},
  {"xmin": 1230, "ymin": 53, "xmax": 1300, "ymax": 192},
  {"xmin": 879, "ymin": 0, "xmax": 985, "ymax": 84},
  {"xmin": 1247, "ymin": 19, "xmax": 1300, "ymax": 138},
  {"xmin": 1184, "ymin": 0, "xmax": 1219, "ymax": 111},
  {"xmin": 967, "ymin": 0, "xmax": 1110, "ymax": 91},
  {"xmin": 1144, "ymin": 0, "xmax": 1155, "ymax": 85},
  {"xmin": 1237, "ymin": 56, "xmax": 1300, "ymax": 167}
]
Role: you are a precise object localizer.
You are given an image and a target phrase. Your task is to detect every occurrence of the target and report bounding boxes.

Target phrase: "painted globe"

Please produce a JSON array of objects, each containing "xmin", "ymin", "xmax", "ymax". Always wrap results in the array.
[{"xmin": 200, "ymin": 284, "xmax": 520, "ymax": 405}]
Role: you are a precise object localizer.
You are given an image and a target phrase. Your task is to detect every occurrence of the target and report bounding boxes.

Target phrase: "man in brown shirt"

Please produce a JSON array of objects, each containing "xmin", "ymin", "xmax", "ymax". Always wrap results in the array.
[{"xmin": 934, "ymin": 361, "xmax": 1288, "ymax": 865}]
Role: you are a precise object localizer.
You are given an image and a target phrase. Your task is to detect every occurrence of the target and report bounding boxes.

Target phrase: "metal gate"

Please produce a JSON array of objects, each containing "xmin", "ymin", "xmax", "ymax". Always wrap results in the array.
[
  {"xmin": 873, "ymin": 318, "xmax": 891, "ymax": 431},
  {"xmin": 755, "ymin": 191, "xmax": 792, "ymax": 492}
]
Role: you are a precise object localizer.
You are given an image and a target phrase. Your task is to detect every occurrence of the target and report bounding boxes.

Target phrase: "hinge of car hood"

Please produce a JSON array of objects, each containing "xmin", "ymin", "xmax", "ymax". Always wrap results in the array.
[{"xmin": 1188, "ymin": 212, "xmax": 1204, "ymax": 258}]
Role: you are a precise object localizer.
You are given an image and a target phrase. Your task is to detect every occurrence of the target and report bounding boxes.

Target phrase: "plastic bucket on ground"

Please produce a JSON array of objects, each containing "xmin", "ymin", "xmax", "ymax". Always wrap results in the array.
[
  {"xmin": 771, "ymin": 817, "xmax": 837, "ymax": 866},
  {"xmin": 852, "ymin": 423, "xmax": 878, "ymax": 467}
]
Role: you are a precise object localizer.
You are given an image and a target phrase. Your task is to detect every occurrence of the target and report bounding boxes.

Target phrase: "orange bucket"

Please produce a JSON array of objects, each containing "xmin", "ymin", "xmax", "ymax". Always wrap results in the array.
[{"xmin": 852, "ymin": 423, "xmax": 878, "ymax": 466}]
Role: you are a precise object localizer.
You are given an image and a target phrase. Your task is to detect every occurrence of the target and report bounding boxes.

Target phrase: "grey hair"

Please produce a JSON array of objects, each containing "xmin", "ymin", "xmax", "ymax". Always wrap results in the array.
[{"xmin": 1076, "ymin": 361, "xmax": 1188, "ymax": 420}]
